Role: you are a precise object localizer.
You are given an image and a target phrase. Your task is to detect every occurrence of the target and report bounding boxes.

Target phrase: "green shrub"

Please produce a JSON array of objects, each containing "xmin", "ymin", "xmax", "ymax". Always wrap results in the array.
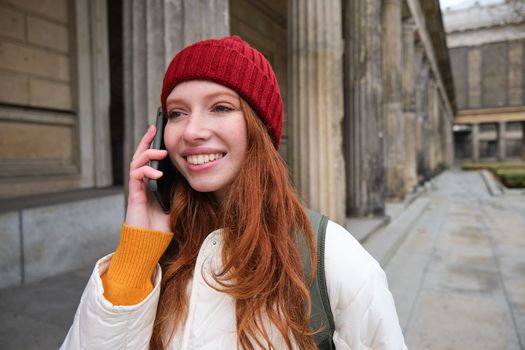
[
  {"xmin": 462, "ymin": 161, "xmax": 525, "ymax": 171},
  {"xmin": 462, "ymin": 161, "xmax": 525, "ymax": 188},
  {"xmin": 494, "ymin": 169, "xmax": 525, "ymax": 188}
]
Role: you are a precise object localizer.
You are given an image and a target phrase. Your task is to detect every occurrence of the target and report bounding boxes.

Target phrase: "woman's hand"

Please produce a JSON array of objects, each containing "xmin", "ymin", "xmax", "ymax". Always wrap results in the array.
[{"xmin": 125, "ymin": 125, "xmax": 171, "ymax": 232}]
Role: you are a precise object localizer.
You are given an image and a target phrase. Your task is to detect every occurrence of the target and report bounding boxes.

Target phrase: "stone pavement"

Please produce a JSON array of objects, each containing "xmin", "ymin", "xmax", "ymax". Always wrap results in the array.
[
  {"xmin": 0, "ymin": 266, "xmax": 92, "ymax": 349},
  {"xmin": 0, "ymin": 169, "xmax": 524, "ymax": 349},
  {"xmin": 383, "ymin": 169, "xmax": 525, "ymax": 349}
]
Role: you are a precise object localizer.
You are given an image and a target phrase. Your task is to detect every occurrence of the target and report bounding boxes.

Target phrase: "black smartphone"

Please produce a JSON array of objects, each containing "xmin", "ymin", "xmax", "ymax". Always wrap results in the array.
[{"xmin": 147, "ymin": 107, "xmax": 177, "ymax": 213}]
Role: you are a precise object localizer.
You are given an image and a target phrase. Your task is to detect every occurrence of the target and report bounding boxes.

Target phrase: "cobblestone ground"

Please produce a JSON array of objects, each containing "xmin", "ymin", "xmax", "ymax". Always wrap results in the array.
[{"xmin": 386, "ymin": 170, "xmax": 525, "ymax": 350}]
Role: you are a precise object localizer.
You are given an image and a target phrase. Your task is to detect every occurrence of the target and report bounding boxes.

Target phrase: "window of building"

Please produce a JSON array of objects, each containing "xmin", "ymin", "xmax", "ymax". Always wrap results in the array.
[{"xmin": 480, "ymin": 140, "xmax": 498, "ymax": 158}]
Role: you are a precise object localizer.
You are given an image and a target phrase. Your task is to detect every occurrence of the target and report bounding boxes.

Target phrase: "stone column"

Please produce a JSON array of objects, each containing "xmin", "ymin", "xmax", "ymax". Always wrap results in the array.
[
  {"xmin": 472, "ymin": 123, "xmax": 480, "ymax": 161},
  {"xmin": 75, "ymin": 0, "xmax": 112, "ymax": 188},
  {"xmin": 414, "ymin": 45, "xmax": 428, "ymax": 182},
  {"xmin": 288, "ymin": 0, "xmax": 346, "ymax": 224},
  {"xmin": 427, "ymin": 78, "xmax": 438, "ymax": 175},
  {"xmin": 383, "ymin": 0, "xmax": 405, "ymax": 200},
  {"xmin": 433, "ymin": 84, "xmax": 440, "ymax": 172},
  {"xmin": 419, "ymin": 63, "xmax": 431, "ymax": 179},
  {"xmin": 436, "ymin": 101, "xmax": 442, "ymax": 168},
  {"xmin": 402, "ymin": 18, "xmax": 417, "ymax": 193},
  {"xmin": 445, "ymin": 109, "xmax": 451, "ymax": 165},
  {"xmin": 442, "ymin": 104, "xmax": 449, "ymax": 166},
  {"xmin": 444, "ymin": 113, "xmax": 454, "ymax": 166},
  {"xmin": 497, "ymin": 121, "xmax": 506, "ymax": 161},
  {"xmin": 344, "ymin": 0, "xmax": 384, "ymax": 217},
  {"xmin": 522, "ymin": 122, "xmax": 525, "ymax": 160},
  {"xmin": 123, "ymin": 0, "xmax": 229, "ymax": 192}
]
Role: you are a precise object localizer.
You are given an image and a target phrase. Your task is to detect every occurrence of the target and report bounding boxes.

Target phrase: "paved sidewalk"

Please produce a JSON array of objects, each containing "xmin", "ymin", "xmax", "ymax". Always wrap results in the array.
[
  {"xmin": 385, "ymin": 169, "xmax": 525, "ymax": 349},
  {"xmin": 0, "ymin": 266, "xmax": 92, "ymax": 349}
]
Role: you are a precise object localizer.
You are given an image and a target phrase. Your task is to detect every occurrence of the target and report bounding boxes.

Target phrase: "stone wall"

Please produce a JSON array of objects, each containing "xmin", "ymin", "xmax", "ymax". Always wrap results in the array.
[
  {"xmin": 450, "ymin": 39, "xmax": 525, "ymax": 110},
  {"xmin": 0, "ymin": 0, "xmax": 72, "ymax": 110},
  {"xmin": 0, "ymin": 189, "xmax": 123, "ymax": 288},
  {"xmin": 0, "ymin": 0, "xmax": 79, "ymax": 198},
  {"xmin": 0, "ymin": 0, "xmax": 112, "ymax": 199}
]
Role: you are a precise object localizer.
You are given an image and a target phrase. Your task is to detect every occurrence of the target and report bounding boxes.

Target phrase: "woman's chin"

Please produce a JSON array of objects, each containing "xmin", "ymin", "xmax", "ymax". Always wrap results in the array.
[
  {"xmin": 186, "ymin": 180, "xmax": 231, "ymax": 202},
  {"xmin": 187, "ymin": 181, "xmax": 222, "ymax": 194}
]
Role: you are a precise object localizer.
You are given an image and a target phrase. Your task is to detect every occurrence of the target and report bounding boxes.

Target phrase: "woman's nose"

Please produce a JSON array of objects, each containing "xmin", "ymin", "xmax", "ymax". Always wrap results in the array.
[{"xmin": 182, "ymin": 113, "xmax": 212, "ymax": 142}]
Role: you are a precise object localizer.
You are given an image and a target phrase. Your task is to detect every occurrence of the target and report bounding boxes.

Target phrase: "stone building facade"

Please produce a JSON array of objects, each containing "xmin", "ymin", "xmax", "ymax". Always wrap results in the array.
[
  {"xmin": 0, "ymin": 0, "xmax": 454, "ymax": 288},
  {"xmin": 444, "ymin": 1, "xmax": 525, "ymax": 161}
]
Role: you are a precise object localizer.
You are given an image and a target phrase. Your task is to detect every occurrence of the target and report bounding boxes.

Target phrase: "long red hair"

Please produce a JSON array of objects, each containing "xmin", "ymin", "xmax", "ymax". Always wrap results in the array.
[{"xmin": 150, "ymin": 98, "xmax": 317, "ymax": 349}]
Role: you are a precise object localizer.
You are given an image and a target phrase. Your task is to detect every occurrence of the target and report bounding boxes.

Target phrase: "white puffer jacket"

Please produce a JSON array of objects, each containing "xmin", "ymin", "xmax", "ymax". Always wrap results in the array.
[{"xmin": 60, "ymin": 220, "xmax": 407, "ymax": 349}]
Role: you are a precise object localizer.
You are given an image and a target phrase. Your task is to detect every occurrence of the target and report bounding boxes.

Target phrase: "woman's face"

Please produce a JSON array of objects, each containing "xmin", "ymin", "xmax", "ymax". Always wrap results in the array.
[{"xmin": 164, "ymin": 80, "xmax": 248, "ymax": 203}]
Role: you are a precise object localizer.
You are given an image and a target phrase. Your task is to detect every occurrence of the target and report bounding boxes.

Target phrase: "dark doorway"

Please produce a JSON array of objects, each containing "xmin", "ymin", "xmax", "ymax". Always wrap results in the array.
[
  {"xmin": 107, "ymin": 0, "xmax": 124, "ymax": 185},
  {"xmin": 453, "ymin": 130, "xmax": 472, "ymax": 160}
]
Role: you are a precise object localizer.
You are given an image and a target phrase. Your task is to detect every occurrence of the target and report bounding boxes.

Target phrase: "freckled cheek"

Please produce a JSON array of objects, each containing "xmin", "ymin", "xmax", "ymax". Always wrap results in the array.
[
  {"xmin": 163, "ymin": 127, "xmax": 183, "ymax": 160},
  {"xmin": 163, "ymin": 125, "xmax": 177, "ymax": 147},
  {"xmin": 229, "ymin": 127, "xmax": 248, "ymax": 158}
]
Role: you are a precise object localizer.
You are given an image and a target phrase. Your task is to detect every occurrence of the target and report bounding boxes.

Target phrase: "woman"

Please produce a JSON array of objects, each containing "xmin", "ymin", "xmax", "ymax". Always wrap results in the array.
[{"xmin": 61, "ymin": 36, "xmax": 406, "ymax": 350}]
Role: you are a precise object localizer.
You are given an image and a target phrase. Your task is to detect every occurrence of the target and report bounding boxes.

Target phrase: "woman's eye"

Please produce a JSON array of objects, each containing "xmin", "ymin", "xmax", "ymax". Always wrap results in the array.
[
  {"xmin": 167, "ymin": 110, "xmax": 183, "ymax": 119},
  {"xmin": 213, "ymin": 105, "xmax": 233, "ymax": 113}
]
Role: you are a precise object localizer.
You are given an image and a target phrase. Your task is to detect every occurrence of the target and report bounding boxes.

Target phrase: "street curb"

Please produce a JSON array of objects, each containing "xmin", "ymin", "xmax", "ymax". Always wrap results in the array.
[
  {"xmin": 479, "ymin": 170, "xmax": 504, "ymax": 196},
  {"xmin": 362, "ymin": 196, "xmax": 430, "ymax": 267},
  {"xmin": 479, "ymin": 170, "xmax": 525, "ymax": 197},
  {"xmin": 347, "ymin": 216, "xmax": 390, "ymax": 243},
  {"xmin": 346, "ymin": 184, "xmax": 427, "ymax": 244}
]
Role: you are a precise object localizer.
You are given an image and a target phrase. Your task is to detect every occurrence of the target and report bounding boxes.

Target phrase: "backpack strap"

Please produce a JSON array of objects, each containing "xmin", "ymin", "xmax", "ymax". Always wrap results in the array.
[{"xmin": 299, "ymin": 208, "xmax": 335, "ymax": 349}]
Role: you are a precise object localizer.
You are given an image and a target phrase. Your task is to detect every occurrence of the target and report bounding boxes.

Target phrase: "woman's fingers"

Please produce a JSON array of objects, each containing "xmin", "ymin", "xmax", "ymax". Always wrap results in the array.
[
  {"xmin": 128, "ymin": 165, "xmax": 164, "ymax": 194},
  {"xmin": 131, "ymin": 125, "xmax": 156, "ymax": 161},
  {"xmin": 125, "ymin": 125, "xmax": 171, "ymax": 229},
  {"xmin": 130, "ymin": 165, "xmax": 163, "ymax": 180},
  {"xmin": 130, "ymin": 148, "xmax": 168, "ymax": 170},
  {"xmin": 128, "ymin": 125, "xmax": 169, "ymax": 197}
]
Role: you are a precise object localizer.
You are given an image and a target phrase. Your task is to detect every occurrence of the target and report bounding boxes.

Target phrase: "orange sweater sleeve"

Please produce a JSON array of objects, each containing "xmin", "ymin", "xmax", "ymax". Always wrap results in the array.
[{"xmin": 101, "ymin": 224, "xmax": 174, "ymax": 306}]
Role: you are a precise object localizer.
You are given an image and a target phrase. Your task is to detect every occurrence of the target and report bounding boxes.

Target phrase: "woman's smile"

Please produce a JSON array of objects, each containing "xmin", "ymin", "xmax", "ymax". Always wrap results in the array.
[{"xmin": 185, "ymin": 153, "xmax": 224, "ymax": 165}]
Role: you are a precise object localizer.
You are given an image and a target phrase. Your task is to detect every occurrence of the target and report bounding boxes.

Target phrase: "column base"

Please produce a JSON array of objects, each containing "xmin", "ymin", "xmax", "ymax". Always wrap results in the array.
[{"xmin": 348, "ymin": 206, "xmax": 385, "ymax": 218}]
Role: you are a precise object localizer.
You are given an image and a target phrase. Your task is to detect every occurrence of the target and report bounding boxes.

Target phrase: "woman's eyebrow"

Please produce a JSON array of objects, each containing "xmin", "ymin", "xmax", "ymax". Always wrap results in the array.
[
  {"xmin": 205, "ymin": 91, "xmax": 239, "ymax": 101},
  {"xmin": 165, "ymin": 98, "xmax": 189, "ymax": 108},
  {"xmin": 166, "ymin": 91, "xmax": 240, "ymax": 107}
]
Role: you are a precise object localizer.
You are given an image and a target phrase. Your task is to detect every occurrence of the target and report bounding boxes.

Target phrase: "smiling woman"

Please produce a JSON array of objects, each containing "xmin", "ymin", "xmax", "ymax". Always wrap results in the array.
[{"xmin": 60, "ymin": 36, "xmax": 407, "ymax": 350}]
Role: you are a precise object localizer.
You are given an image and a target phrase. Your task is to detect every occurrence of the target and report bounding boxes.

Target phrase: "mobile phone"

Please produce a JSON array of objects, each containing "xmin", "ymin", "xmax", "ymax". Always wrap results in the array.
[{"xmin": 147, "ymin": 107, "xmax": 177, "ymax": 213}]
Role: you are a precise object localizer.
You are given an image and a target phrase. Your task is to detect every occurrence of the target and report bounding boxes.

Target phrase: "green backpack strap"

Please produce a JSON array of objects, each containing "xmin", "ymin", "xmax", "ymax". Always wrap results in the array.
[{"xmin": 299, "ymin": 208, "xmax": 335, "ymax": 350}]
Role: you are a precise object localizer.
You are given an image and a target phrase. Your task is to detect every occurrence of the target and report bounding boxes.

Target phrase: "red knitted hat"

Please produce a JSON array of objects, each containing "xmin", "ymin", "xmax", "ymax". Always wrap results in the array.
[{"xmin": 161, "ymin": 36, "xmax": 283, "ymax": 148}]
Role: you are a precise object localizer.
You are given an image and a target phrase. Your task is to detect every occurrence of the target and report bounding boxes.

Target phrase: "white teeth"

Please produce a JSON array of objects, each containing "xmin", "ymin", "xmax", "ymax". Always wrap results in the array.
[{"xmin": 186, "ymin": 153, "xmax": 224, "ymax": 165}]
